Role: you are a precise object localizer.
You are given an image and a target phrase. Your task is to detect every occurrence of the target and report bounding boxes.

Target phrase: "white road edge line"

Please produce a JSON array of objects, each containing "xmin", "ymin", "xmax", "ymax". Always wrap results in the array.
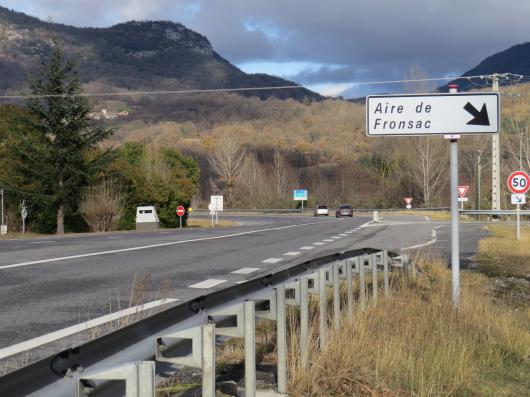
[
  {"xmin": 402, "ymin": 234, "xmax": 438, "ymax": 251},
  {"xmin": 188, "ymin": 279, "xmax": 227, "ymax": 289},
  {"xmin": 262, "ymin": 258, "xmax": 283, "ymax": 264},
  {"xmin": 29, "ymin": 240, "xmax": 56, "ymax": 244},
  {"xmin": 0, "ymin": 298, "xmax": 178, "ymax": 360},
  {"xmin": 231, "ymin": 267, "xmax": 260, "ymax": 275},
  {"xmin": 1, "ymin": 219, "xmax": 337, "ymax": 270}
]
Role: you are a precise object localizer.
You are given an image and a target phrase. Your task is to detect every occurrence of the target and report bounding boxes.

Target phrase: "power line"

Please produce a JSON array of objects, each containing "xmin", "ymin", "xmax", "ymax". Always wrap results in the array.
[{"xmin": 0, "ymin": 74, "xmax": 504, "ymax": 100}]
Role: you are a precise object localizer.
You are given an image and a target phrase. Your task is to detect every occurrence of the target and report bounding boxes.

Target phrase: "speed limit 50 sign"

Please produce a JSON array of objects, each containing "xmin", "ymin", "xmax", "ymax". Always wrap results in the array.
[{"xmin": 507, "ymin": 171, "xmax": 530, "ymax": 194}]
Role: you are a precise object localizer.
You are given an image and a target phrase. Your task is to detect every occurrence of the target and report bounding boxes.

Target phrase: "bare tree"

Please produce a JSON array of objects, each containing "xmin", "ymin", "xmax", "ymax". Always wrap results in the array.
[
  {"xmin": 240, "ymin": 153, "xmax": 267, "ymax": 207},
  {"xmin": 402, "ymin": 138, "xmax": 448, "ymax": 205},
  {"xmin": 80, "ymin": 180, "xmax": 124, "ymax": 232},
  {"xmin": 271, "ymin": 150, "xmax": 288, "ymax": 199},
  {"xmin": 502, "ymin": 87, "xmax": 530, "ymax": 171},
  {"xmin": 208, "ymin": 130, "xmax": 246, "ymax": 204},
  {"xmin": 399, "ymin": 66, "xmax": 448, "ymax": 205}
]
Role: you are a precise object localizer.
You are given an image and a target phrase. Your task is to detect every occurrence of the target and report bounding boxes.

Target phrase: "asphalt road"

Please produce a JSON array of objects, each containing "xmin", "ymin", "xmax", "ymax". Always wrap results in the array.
[{"xmin": 0, "ymin": 213, "xmax": 488, "ymax": 357}]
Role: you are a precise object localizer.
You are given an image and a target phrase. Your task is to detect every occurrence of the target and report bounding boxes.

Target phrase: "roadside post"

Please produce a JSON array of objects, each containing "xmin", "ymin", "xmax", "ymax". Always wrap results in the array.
[
  {"xmin": 457, "ymin": 185, "xmax": 469, "ymax": 210},
  {"xmin": 507, "ymin": 171, "xmax": 529, "ymax": 240},
  {"xmin": 0, "ymin": 188, "xmax": 5, "ymax": 235},
  {"xmin": 20, "ymin": 200, "xmax": 27, "ymax": 234},
  {"xmin": 293, "ymin": 189, "xmax": 308, "ymax": 213},
  {"xmin": 366, "ymin": 88, "xmax": 500, "ymax": 308},
  {"xmin": 176, "ymin": 205, "xmax": 185, "ymax": 229}
]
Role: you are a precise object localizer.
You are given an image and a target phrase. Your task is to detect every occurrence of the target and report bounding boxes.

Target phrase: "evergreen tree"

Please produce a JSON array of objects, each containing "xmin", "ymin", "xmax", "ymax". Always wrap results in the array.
[{"xmin": 9, "ymin": 40, "xmax": 114, "ymax": 233}]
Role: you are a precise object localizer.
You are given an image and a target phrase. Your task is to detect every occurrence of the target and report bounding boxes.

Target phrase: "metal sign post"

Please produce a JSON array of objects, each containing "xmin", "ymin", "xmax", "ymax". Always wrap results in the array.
[
  {"xmin": 366, "ymin": 86, "xmax": 500, "ymax": 309},
  {"xmin": 507, "ymin": 171, "xmax": 529, "ymax": 240},
  {"xmin": 0, "ymin": 188, "xmax": 5, "ymax": 235},
  {"xmin": 176, "ymin": 206, "xmax": 185, "ymax": 229},
  {"xmin": 293, "ymin": 190, "xmax": 308, "ymax": 213}
]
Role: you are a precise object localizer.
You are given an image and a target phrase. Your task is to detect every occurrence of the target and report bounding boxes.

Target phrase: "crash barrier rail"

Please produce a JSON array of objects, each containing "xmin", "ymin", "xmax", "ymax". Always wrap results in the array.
[
  {"xmin": 0, "ymin": 248, "xmax": 410, "ymax": 397},
  {"xmin": 460, "ymin": 209, "xmax": 530, "ymax": 216},
  {"xmin": 192, "ymin": 207, "xmax": 450, "ymax": 214}
]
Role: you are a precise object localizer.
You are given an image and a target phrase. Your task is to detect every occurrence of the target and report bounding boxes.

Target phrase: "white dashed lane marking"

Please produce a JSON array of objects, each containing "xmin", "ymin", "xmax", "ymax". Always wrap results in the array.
[
  {"xmin": 30, "ymin": 241, "xmax": 56, "ymax": 244},
  {"xmin": 188, "ymin": 279, "xmax": 227, "ymax": 289},
  {"xmin": 323, "ymin": 239, "xmax": 333, "ymax": 242},
  {"xmin": 231, "ymin": 267, "xmax": 260, "ymax": 274},
  {"xmin": 339, "ymin": 234, "xmax": 347, "ymax": 236},
  {"xmin": 106, "ymin": 236, "xmax": 124, "ymax": 239},
  {"xmin": 299, "ymin": 246, "xmax": 314, "ymax": 250},
  {"xmin": 262, "ymin": 258, "xmax": 283, "ymax": 264},
  {"xmin": 283, "ymin": 251, "xmax": 300, "ymax": 256},
  {"xmin": 313, "ymin": 242, "xmax": 325, "ymax": 246}
]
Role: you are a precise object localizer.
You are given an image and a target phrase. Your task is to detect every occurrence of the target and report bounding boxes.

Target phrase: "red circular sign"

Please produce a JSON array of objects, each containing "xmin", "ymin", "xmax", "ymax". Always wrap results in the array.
[
  {"xmin": 176, "ymin": 206, "xmax": 185, "ymax": 216},
  {"xmin": 507, "ymin": 171, "xmax": 530, "ymax": 194}
]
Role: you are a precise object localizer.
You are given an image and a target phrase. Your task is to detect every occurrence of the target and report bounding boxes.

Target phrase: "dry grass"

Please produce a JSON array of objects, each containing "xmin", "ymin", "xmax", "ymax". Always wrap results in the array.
[
  {"xmin": 186, "ymin": 218, "xmax": 236, "ymax": 228},
  {"xmin": 289, "ymin": 257, "xmax": 530, "ymax": 397},
  {"xmin": 477, "ymin": 224, "xmax": 530, "ymax": 279},
  {"xmin": 394, "ymin": 210, "xmax": 451, "ymax": 221}
]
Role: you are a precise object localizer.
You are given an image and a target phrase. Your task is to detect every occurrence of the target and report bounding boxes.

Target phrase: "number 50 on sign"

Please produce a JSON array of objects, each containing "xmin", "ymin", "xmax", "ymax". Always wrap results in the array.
[{"xmin": 508, "ymin": 171, "xmax": 530, "ymax": 194}]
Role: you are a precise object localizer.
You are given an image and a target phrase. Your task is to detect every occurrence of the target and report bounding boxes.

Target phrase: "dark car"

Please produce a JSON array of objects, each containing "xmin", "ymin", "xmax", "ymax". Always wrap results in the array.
[{"xmin": 335, "ymin": 204, "xmax": 353, "ymax": 217}]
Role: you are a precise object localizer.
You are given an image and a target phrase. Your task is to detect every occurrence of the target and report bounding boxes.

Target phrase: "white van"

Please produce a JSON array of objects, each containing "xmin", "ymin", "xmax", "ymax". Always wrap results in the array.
[{"xmin": 135, "ymin": 206, "xmax": 160, "ymax": 231}]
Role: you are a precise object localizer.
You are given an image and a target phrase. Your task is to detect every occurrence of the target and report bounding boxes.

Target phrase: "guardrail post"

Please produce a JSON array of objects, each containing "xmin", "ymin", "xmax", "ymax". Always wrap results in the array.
[
  {"xmin": 244, "ymin": 301, "xmax": 256, "ymax": 397},
  {"xmin": 318, "ymin": 268, "xmax": 327, "ymax": 349},
  {"xmin": 300, "ymin": 276, "xmax": 309, "ymax": 367},
  {"xmin": 371, "ymin": 254, "xmax": 378, "ymax": 305},
  {"xmin": 202, "ymin": 324, "xmax": 216, "ymax": 397},
  {"xmin": 155, "ymin": 324, "xmax": 216, "ymax": 397},
  {"xmin": 358, "ymin": 256, "xmax": 366, "ymax": 311},
  {"xmin": 346, "ymin": 258, "xmax": 354, "ymax": 317},
  {"xmin": 383, "ymin": 250, "xmax": 390, "ymax": 298},
  {"xmin": 275, "ymin": 286, "xmax": 287, "ymax": 393},
  {"xmin": 332, "ymin": 262, "xmax": 340, "ymax": 328},
  {"xmin": 77, "ymin": 361, "xmax": 155, "ymax": 397}
]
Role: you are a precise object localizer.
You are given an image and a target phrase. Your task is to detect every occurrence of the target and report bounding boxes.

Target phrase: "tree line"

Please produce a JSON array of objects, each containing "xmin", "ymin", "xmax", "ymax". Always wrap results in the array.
[{"xmin": 0, "ymin": 41, "xmax": 199, "ymax": 234}]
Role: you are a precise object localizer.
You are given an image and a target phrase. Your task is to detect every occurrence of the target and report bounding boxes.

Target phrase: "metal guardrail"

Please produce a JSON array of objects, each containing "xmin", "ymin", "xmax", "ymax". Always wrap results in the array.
[
  {"xmin": 460, "ymin": 209, "xmax": 530, "ymax": 215},
  {"xmin": 192, "ymin": 207, "xmax": 450, "ymax": 214},
  {"xmin": 0, "ymin": 247, "xmax": 409, "ymax": 397}
]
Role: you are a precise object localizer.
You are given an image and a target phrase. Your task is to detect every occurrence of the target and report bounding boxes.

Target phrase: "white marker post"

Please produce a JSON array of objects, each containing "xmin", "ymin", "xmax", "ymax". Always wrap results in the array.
[{"xmin": 366, "ymin": 87, "xmax": 500, "ymax": 309}]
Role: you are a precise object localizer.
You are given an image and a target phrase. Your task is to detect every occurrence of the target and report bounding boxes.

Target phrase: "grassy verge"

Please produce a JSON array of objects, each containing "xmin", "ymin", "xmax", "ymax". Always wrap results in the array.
[
  {"xmin": 186, "ymin": 218, "xmax": 237, "ymax": 228},
  {"xmin": 393, "ymin": 210, "xmax": 451, "ymax": 221},
  {"xmin": 476, "ymin": 224, "xmax": 530, "ymax": 279},
  {"xmin": 289, "ymin": 257, "xmax": 530, "ymax": 396}
]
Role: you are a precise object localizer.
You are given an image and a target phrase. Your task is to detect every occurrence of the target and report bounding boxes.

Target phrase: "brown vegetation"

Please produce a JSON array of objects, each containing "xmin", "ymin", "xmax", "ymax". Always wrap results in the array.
[{"xmin": 79, "ymin": 180, "xmax": 124, "ymax": 232}]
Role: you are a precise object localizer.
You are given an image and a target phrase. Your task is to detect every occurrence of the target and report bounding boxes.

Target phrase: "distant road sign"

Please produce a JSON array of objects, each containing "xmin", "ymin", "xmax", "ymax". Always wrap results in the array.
[
  {"xmin": 457, "ymin": 185, "xmax": 469, "ymax": 198},
  {"xmin": 366, "ymin": 93, "xmax": 499, "ymax": 136},
  {"xmin": 511, "ymin": 193, "xmax": 526, "ymax": 205},
  {"xmin": 457, "ymin": 197, "xmax": 469, "ymax": 202},
  {"xmin": 210, "ymin": 195, "xmax": 224, "ymax": 211},
  {"xmin": 176, "ymin": 206, "xmax": 185, "ymax": 217},
  {"xmin": 404, "ymin": 197, "xmax": 413, "ymax": 205},
  {"xmin": 507, "ymin": 171, "xmax": 530, "ymax": 194},
  {"xmin": 293, "ymin": 189, "xmax": 308, "ymax": 201}
]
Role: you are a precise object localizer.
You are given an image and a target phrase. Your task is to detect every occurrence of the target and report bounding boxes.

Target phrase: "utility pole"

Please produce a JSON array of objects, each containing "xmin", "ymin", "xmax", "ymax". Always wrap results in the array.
[
  {"xmin": 491, "ymin": 74, "xmax": 501, "ymax": 211},
  {"xmin": 476, "ymin": 150, "xmax": 482, "ymax": 210}
]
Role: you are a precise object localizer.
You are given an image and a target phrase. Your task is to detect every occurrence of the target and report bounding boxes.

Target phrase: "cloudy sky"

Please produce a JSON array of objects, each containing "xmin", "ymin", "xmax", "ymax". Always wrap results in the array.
[{"xmin": 3, "ymin": 0, "xmax": 530, "ymax": 97}]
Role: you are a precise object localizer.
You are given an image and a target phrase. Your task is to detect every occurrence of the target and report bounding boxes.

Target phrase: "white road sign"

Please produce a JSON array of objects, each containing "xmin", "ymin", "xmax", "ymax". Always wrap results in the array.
[
  {"xmin": 210, "ymin": 195, "xmax": 224, "ymax": 211},
  {"xmin": 457, "ymin": 197, "xmax": 469, "ymax": 202},
  {"xmin": 366, "ymin": 93, "xmax": 499, "ymax": 136},
  {"xmin": 511, "ymin": 193, "xmax": 526, "ymax": 205}
]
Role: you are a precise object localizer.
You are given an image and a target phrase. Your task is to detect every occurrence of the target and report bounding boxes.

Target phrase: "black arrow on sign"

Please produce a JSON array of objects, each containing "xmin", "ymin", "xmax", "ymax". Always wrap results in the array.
[{"xmin": 464, "ymin": 102, "xmax": 490, "ymax": 126}]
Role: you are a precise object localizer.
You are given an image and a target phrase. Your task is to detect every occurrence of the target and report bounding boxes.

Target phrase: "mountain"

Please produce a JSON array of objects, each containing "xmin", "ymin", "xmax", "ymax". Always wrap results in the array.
[
  {"xmin": 0, "ymin": 6, "xmax": 322, "ymax": 101},
  {"xmin": 444, "ymin": 42, "xmax": 530, "ymax": 91}
]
